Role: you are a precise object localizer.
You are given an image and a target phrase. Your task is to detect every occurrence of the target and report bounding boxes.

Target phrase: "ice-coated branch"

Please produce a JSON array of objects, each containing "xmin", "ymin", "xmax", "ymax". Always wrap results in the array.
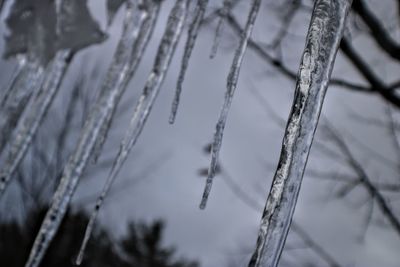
[
  {"xmin": 248, "ymin": 1, "xmax": 352, "ymax": 266},
  {"xmin": 200, "ymin": 0, "xmax": 262, "ymax": 209},
  {"xmin": 23, "ymin": 2, "xmax": 159, "ymax": 267},
  {"xmin": 169, "ymin": 0, "xmax": 209, "ymax": 124}
]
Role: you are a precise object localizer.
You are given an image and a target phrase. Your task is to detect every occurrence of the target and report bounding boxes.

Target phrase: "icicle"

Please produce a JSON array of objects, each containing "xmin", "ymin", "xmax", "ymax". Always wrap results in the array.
[
  {"xmin": 91, "ymin": 107, "xmax": 115, "ymax": 164},
  {"xmin": 23, "ymin": 3, "xmax": 160, "ymax": 267},
  {"xmin": 76, "ymin": 1, "xmax": 188, "ymax": 264},
  {"xmin": 209, "ymin": 0, "xmax": 233, "ymax": 59},
  {"xmin": 169, "ymin": 0, "xmax": 208, "ymax": 124},
  {"xmin": 248, "ymin": 1, "xmax": 352, "ymax": 266},
  {"xmin": 0, "ymin": 60, "xmax": 45, "ymax": 154},
  {"xmin": 0, "ymin": 51, "xmax": 72, "ymax": 197},
  {"xmin": 200, "ymin": 0, "xmax": 262, "ymax": 209}
]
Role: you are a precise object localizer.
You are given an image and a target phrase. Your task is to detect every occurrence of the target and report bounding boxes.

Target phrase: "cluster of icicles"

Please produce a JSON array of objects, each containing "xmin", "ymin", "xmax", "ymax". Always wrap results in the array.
[{"xmin": 0, "ymin": 0, "xmax": 352, "ymax": 266}]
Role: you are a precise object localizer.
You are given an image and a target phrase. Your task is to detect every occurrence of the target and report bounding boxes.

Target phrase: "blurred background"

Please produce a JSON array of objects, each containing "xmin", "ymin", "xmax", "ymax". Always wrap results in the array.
[{"xmin": 0, "ymin": 0, "xmax": 400, "ymax": 266}]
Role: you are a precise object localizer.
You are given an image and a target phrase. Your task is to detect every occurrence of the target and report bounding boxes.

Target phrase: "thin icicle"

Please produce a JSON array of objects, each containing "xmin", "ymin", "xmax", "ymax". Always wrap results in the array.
[
  {"xmin": 0, "ymin": 51, "xmax": 72, "ymax": 197},
  {"xmin": 76, "ymin": 1, "xmax": 188, "ymax": 264},
  {"xmin": 209, "ymin": 0, "xmax": 233, "ymax": 59},
  {"xmin": 169, "ymin": 0, "xmax": 208, "ymax": 124},
  {"xmin": 24, "ymin": 3, "xmax": 159, "ymax": 267},
  {"xmin": 248, "ymin": 1, "xmax": 352, "ymax": 266},
  {"xmin": 200, "ymin": 0, "xmax": 262, "ymax": 209}
]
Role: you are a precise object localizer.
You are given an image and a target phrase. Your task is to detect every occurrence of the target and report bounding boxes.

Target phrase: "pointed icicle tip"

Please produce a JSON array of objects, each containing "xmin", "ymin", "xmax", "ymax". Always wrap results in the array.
[
  {"xmin": 75, "ymin": 253, "xmax": 84, "ymax": 266},
  {"xmin": 200, "ymin": 0, "xmax": 262, "ymax": 210},
  {"xmin": 168, "ymin": 0, "xmax": 209, "ymax": 124}
]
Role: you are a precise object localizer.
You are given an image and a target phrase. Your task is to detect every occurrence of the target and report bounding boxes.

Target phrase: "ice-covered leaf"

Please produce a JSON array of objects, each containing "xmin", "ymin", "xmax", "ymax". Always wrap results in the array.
[
  {"xmin": 3, "ymin": 0, "xmax": 106, "ymax": 67},
  {"xmin": 3, "ymin": 0, "xmax": 57, "ymax": 66},
  {"xmin": 58, "ymin": 0, "xmax": 107, "ymax": 52}
]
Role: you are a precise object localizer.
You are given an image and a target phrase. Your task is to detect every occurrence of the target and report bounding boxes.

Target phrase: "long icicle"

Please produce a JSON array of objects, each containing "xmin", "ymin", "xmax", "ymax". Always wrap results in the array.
[
  {"xmin": 248, "ymin": 1, "xmax": 352, "ymax": 266},
  {"xmin": 0, "ymin": 51, "xmax": 71, "ymax": 197},
  {"xmin": 169, "ymin": 0, "xmax": 208, "ymax": 124},
  {"xmin": 200, "ymin": 0, "xmax": 262, "ymax": 209},
  {"xmin": 76, "ymin": 0, "xmax": 189, "ymax": 264},
  {"xmin": 23, "ymin": 2, "xmax": 159, "ymax": 267}
]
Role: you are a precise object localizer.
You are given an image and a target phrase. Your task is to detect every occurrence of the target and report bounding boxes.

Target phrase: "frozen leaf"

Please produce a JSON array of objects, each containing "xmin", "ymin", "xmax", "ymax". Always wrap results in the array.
[{"xmin": 3, "ymin": 0, "xmax": 106, "ymax": 67}]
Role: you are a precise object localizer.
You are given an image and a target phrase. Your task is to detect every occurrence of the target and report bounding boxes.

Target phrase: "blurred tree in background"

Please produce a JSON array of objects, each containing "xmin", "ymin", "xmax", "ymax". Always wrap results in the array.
[{"xmin": 0, "ymin": 207, "xmax": 199, "ymax": 267}]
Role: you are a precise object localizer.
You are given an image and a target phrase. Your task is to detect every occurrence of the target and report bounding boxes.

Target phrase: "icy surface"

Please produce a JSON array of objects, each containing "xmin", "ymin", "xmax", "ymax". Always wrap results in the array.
[
  {"xmin": 3, "ymin": 0, "xmax": 105, "ymax": 63},
  {"xmin": 23, "ymin": 2, "xmax": 159, "ymax": 266},
  {"xmin": 169, "ymin": 0, "xmax": 209, "ymax": 124},
  {"xmin": 200, "ymin": 0, "xmax": 262, "ymax": 209},
  {"xmin": 247, "ymin": 1, "xmax": 352, "ymax": 266}
]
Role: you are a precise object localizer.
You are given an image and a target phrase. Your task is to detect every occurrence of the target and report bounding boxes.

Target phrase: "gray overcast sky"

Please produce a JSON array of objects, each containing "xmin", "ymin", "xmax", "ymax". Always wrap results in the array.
[{"xmin": 1, "ymin": 0, "xmax": 400, "ymax": 266}]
